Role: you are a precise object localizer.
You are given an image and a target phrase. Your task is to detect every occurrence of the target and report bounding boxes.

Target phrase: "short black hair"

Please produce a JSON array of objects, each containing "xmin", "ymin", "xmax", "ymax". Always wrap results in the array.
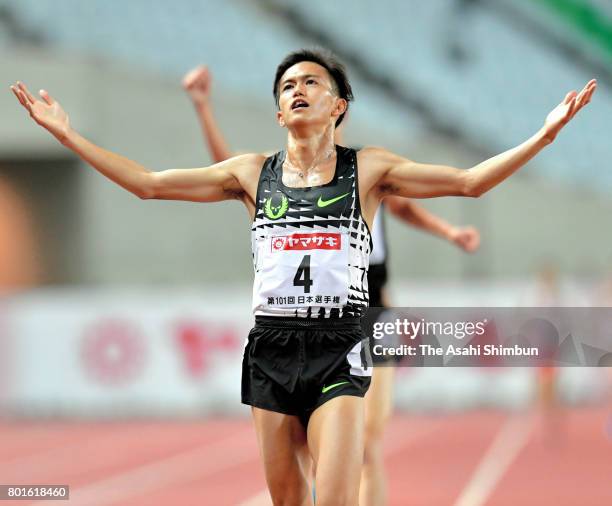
[{"xmin": 273, "ymin": 48, "xmax": 353, "ymax": 127}]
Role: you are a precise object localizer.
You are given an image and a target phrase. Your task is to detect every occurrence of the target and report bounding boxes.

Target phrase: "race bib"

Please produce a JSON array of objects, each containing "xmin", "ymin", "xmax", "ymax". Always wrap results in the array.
[{"xmin": 253, "ymin": 232, "xmax": 350, "ymax": 310}]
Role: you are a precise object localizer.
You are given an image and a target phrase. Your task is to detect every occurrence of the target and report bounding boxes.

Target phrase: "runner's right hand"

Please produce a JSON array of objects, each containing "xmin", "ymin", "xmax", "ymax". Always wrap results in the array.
[
  {"xmin": 11, "ymin": 81, "xmax": 71, "ymax": 143},
  {"xmin": 182, "ymin": 65, "xmax": 212, "ymax": 105}
]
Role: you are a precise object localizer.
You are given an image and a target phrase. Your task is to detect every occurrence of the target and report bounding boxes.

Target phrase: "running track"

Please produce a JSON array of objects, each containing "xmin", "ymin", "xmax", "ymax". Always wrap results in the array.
[{"xmin": 1, "ymin": 407, "xmax": 610, "ymax": 505}]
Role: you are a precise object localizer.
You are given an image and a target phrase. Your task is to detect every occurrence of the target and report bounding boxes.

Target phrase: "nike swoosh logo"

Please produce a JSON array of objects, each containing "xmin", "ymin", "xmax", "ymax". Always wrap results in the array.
[
  {"xmin": 321, "ymin": 381, "xmax": 350, "ymax": 394},
  {"xmin": 317, "ymin": 192, "xmax": 350, "ymax": 208}
]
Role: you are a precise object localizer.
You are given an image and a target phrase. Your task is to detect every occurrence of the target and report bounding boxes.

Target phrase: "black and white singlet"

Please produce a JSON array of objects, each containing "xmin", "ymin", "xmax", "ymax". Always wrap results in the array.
[{"xmin": 251, "ymin": 145, "xmax": 372, "ymax": 318}]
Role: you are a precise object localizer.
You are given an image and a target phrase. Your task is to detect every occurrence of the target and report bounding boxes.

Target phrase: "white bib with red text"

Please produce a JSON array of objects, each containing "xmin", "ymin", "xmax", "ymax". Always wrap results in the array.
[{"xmin": 253, "ymin": 231, "xmax": 350, "ymax": 312}]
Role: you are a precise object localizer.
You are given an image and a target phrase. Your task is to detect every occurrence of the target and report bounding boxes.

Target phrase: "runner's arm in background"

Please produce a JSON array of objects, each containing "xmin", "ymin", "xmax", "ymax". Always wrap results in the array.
[
  {"xmin": 384, "ymin": 197, "xmax": 480, "ymax": 252},
  {"xmin": 182, "ymin": 65, "xmax": 233, "ymax": 163}
]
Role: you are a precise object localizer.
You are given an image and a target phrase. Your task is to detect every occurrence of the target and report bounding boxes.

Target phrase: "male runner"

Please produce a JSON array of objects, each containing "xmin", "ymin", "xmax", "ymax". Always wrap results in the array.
[
  {"xmin": 182, "ymin": 63, "xmax": 480, "ymax": 506},
  {"xmin": 12, "ymin": 49, "xmax": 595, "ymax": 505}
]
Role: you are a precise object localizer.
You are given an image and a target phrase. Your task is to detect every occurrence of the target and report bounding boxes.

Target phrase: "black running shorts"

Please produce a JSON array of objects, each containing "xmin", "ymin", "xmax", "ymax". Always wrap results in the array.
[{"xmin": 242, "ymin": 316, "xmax": 372, "ymax": 426}]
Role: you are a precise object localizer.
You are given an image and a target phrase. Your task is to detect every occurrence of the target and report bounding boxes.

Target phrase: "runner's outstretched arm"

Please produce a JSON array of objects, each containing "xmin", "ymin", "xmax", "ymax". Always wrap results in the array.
[
  {"xmin": 11, "ymin": 81, "xmax": 262, "ymax": 203},
  {"xmin": 182, "ymin": 65, "xmax": 233, "ymax": 163},
  {"xmin": 361, "ymin": 79, "xmax": 597, "ymax": 200},
  {"xmin": 384, "ymin": 197, "xmax": 480, "ymax": 252}
]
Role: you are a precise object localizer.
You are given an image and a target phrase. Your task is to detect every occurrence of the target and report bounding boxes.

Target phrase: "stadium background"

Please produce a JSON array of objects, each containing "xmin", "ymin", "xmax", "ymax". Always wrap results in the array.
[{"xmin": 0, "ymin": 1, "xmax": 611, "ymax": 505}]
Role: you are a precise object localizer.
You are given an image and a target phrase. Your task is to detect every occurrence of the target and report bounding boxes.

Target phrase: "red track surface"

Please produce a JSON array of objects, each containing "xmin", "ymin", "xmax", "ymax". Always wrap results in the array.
[{"xmin": 0, "ymin": 407, "xmax": 610, "ymax": 505}]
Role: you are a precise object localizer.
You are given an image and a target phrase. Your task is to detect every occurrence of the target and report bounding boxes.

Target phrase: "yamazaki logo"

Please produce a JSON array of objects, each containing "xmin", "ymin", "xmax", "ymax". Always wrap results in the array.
[
  {"xmin": 81, "ymin": 319, "xmax": 240, "ymax": 384},
  {"xmin": 271, "ymin": 233, "xmax": 341, "ymax": 252}
]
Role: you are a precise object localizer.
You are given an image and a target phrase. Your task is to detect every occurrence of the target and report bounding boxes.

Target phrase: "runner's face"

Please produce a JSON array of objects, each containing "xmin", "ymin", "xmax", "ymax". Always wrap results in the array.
[{"xmin": 277, "ymin": 61, "xmax": 346, "ymax": 129}]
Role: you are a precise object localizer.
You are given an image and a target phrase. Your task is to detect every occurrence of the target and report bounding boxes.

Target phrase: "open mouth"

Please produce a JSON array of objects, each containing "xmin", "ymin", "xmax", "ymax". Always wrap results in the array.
[{"xmin": 291, "ymin": 99, "xmax": 309, "ymax": 110}]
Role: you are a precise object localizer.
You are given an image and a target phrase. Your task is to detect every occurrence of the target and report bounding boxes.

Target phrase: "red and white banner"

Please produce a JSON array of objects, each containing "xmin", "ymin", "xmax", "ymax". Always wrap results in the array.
[
  {"xmin": 0, "ymin": 283, "xmax": 605, "ymax": 417},
  {"xmin": 2, "ymin": 289, "xmax": 253, "ymax": 416}
]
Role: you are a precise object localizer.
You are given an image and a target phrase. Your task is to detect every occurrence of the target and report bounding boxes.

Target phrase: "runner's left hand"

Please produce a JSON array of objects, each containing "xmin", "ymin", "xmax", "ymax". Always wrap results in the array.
[
  {"xmin": 450, "ymin": 226, "xmax": 480, "ymax": 253},
  {"xmin": 542, "ymin": 79, "xmax": 596, "ymax": 143}
]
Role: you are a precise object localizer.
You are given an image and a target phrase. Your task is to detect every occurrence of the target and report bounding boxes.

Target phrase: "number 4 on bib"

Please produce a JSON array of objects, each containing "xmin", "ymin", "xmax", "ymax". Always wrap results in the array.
[{"xmin": 293, "ymin": 255, "xmax": 313, "ymax": 293}]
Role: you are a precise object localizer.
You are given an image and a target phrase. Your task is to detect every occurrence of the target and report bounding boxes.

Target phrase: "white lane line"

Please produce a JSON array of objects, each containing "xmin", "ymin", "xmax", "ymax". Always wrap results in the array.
[
  {"xmin": 453, "ymin": 415, "xmax": 534, "ymax": 506},
  {"xmin": 27, "ymin": 428, "xmax": 257, "ymax": 506},
  {"xmin": 236, "ymin": 419, "xmax": 444, "ymax": 506}
]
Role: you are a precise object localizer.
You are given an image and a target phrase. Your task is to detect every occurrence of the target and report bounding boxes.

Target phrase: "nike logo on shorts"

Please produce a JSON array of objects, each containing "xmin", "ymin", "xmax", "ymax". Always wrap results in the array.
[{"xmin": 321, "ymin": 381, "xmax": 350, "ymax": 394}]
